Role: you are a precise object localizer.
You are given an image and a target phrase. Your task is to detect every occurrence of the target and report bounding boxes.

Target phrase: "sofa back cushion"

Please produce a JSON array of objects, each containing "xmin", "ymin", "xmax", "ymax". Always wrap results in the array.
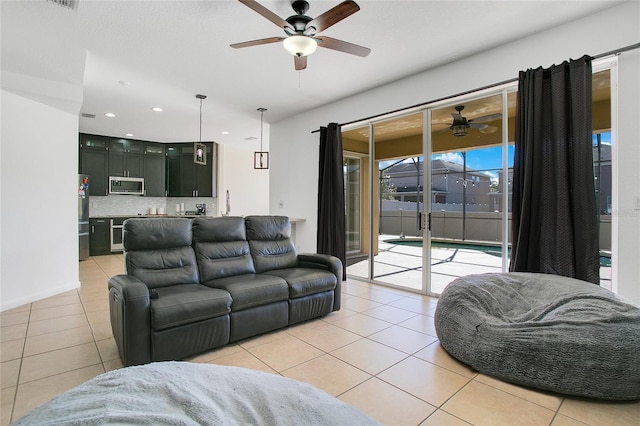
[
  {"xmin": 245, "ymin": 216, "xmax": 298, "ymax": 273},
  {"xmin": 123, "ymin": 218, "xmax": 199, "ymax": 288},
  {"xmin": 192, "ymin": 217, "xmax": 255, "ymax": 281}
]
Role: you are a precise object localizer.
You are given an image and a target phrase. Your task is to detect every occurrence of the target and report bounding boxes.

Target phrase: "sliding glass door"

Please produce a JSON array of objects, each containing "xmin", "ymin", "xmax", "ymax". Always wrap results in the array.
[
  {"xmin": 343, "ymin": 64, "xmax": 613, "ymax": 295},
  {"xmin": 344, "ymin": 113, "xmax": 427, "ymax": 291},
  {"xmin": 425, "ymin": 91, "xmax": 515, "ymax": 295}
]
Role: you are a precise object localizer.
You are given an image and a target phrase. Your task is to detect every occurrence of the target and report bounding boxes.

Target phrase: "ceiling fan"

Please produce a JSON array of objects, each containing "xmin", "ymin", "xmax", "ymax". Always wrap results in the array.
[
  {"xmin": 442, "ymin": 105, "xmax": 502, "ymax": 137},
  {"xmin": 230, "ymin": 0, "xmax": 371, "ymax": 70}
]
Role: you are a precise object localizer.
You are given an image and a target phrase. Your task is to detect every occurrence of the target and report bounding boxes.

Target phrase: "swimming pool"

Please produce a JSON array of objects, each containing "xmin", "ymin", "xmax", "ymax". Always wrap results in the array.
[{"xmin": 385, "ymin": 239, "xmax": 611, "ymax": 267}]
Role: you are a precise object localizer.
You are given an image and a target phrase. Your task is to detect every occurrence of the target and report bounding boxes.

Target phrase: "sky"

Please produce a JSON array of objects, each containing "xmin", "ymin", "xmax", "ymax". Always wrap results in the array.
[
  {"xmin": 432, "ymin": 147, "xmax": 514, "ymax": 182},
  {"xmin": 443, "ymin": 146, "xmax": 515, "ymax": 171}
]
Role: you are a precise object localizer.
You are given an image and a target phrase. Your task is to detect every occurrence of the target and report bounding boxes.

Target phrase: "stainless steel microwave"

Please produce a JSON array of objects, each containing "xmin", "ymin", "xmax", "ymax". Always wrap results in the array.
[{"xmin": 109, "ymin": 176, "xmax": 145, "ymax": 195}]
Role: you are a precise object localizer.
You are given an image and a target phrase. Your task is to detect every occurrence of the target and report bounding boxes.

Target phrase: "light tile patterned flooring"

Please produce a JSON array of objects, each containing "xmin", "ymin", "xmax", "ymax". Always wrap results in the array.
[{"xmin": 1, "ymin": 254, "xmax": 638, "ymax": 425}]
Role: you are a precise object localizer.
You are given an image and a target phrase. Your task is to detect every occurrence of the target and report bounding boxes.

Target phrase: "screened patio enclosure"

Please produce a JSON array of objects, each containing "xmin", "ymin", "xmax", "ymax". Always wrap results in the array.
[{"xmin": 342, "ymin": 70, "xmax": 613, "ymax": 295}]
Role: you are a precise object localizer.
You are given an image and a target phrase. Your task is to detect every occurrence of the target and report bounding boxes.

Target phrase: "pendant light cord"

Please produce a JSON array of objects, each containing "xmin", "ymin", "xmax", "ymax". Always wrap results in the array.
[
  {"xmin": 196, "ymin": 94, "xmax": 207, "ymax": 142},
  {"xmin": 258, "ymin": 107, "xmax": 267, "ymax": 151}
]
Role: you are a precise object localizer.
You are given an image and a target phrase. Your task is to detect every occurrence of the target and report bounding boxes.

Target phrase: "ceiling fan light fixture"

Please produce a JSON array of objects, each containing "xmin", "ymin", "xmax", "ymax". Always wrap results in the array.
[
  {"xmin": 452, "ymin": 124, "xmax": 469, "ymax": 137},
  {"xmin": 283, "ymin": 35, "xmax": 317, "ymax": 57}
]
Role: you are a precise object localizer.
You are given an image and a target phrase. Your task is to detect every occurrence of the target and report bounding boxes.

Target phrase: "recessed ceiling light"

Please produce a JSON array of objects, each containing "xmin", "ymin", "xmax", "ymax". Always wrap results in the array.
[
  {"xmin": 221, "ymin": 131, "xmax": 229, "ymax": 135},
  {"xmin": 105, "ymin": 112, "xmax": 116, "ymax": 118},
  {"xmin": 125, "ymin": 133, "xmax": 134, "ymax": 137},
  {"xmin": 152, "ymin": 107, "xmax": 163, "ymax": 112}
]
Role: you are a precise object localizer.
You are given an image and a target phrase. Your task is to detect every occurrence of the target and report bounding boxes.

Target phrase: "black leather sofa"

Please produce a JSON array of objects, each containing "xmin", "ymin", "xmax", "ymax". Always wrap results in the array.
[{"xmin": 108, "ymin": 215, "xmax": 342, "ymax": 366}]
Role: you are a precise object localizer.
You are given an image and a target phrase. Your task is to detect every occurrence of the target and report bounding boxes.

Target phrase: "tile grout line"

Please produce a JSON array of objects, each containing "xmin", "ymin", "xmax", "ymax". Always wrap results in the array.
[
  {"xmin": 8, "ymin": 302, "xmax": 32, "ymax": 425},
  {"xmin": 356, "ymin": 285, "xmax": 568, "ymax": 423},
  {"xmin": 85, "ymin": 257, "xmax": 115, "ymax": 372}
]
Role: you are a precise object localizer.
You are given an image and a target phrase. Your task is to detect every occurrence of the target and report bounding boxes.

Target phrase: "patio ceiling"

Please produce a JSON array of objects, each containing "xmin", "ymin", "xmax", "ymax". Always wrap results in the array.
[{"xmin": 342, "ymin": 70, "xmax": 611, "ymax": 157}]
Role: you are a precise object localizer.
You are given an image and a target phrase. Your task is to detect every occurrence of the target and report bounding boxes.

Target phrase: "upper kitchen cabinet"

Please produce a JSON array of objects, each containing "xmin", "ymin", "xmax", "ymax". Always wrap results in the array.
[
  {"xmin": 166, "ymin": 142, "xmax": 217, "ymax": 197},
  {"xmin": 143, "ymin": 142, "xmax": 166, "ymax": 197},
  {"xmin": 79, "ymin": 134, "xmax": 109, "ymax": 196},
  {"xmin": 108, "ymin": 139, "xmax": 143, "ymax": 178},
  {"xmin": 79, "ymin": 135, "xmax": 217, "ymax": 198}
]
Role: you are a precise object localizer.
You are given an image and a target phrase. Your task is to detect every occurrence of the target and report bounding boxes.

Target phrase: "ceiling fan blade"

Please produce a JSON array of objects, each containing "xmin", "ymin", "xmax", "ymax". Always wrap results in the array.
[
  {"xmin": 469, "ymin": 112, "xmax": 502, "ymax": 123},
  {"xmin": 306, "ymin": 0, "xmax": 360, "ymax": 33},
  {"xmin": 230, "ymin": 37, "xmax": 284, "ymax": 49},
  {"xmin": 294, "ymin": 55, "xmax": 307, "ymax": 71},
  {"xmin": 315, "ymin": 36, "xmax": 370, "ymax": 57},
  {"xmin": 469, "ymin": 123, "xmax": 489, "ymax": 129},
  {"xmin": 479, "ymin": 125, "xmax": 498, "ymax": 134},
  {"xmin": 238, "ymin": 0, "xmax": 293, "ymax": 31}
]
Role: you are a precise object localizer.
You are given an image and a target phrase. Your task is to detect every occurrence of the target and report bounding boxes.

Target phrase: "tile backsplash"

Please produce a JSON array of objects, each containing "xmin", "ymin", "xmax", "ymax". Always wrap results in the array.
[{"xmin": 90, "ymin": 195, "xmax": 217, "ymax": 217}]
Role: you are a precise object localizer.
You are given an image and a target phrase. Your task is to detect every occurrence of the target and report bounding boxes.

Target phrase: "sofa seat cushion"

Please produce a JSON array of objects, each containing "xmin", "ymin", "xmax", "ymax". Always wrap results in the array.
[
  {"xmin": 150, "ymin": 284, "xmax": 231, "ymax": 331},
  {"xmin": 264, "ymin": 268, "xmax": 337, "ymax": 299},
  {"xmin": 204, "ymin": 274, "xmax": 289, "ymax": 311}
]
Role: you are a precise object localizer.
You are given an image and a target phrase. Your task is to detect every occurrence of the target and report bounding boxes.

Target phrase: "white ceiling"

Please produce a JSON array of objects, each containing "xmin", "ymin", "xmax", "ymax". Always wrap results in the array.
[{"xmin": 2, "ymin": 0, "xmax": 621, "ymax": 146}]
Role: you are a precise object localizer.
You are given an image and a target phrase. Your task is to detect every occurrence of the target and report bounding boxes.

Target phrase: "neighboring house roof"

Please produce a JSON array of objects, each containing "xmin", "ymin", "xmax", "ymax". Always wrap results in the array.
[{"xmin": 383, "ymin": 159, "xmax": 489, "ymax": 177}]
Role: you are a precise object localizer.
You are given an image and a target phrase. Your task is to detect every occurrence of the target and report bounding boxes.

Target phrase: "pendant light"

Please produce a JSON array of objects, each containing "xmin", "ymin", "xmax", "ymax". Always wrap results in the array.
[
  {"xmin": 254, "ymin": 107, "xmax": 269, "ymax": 169},
  {"xmin": 194, "ymin": 94, "xmax": 207, "ymax": 165}
]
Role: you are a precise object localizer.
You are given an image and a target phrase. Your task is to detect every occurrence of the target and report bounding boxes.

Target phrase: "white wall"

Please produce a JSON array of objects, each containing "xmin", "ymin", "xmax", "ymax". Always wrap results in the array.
[
  {"xmin": 218, "ymin": 142, "xmax": 270, "ymax": 217},
  {"xmin": 1, "ymin": 90, "xmax": 81, "ymax": 311},
  {"xmin": 614, "ymin": 49, "xmax": 640, "ymax": 304},
  {"xmin": 270, "ymin": 2, "xmax": 640, "ymax": 303},
  {"xmin": 1, "ymin": 0, "xmax": 85, "ymax": 311}
]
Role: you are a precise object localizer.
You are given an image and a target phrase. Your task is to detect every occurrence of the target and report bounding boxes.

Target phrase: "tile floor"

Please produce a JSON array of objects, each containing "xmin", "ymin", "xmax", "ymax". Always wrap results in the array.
[{"xmin": 1, "ymin": 254, "xmax": 638, "ymax": 425}]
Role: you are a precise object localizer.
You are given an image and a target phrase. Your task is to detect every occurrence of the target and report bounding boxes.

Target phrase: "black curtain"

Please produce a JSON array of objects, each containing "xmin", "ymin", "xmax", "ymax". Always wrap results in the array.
[
  {"xmin": 510, "ymin": 55, "xmax": 600, "ymax": 284},
  {"xmin": 317, "ymin": 123, "xmax": 347, "ymax": 280}
]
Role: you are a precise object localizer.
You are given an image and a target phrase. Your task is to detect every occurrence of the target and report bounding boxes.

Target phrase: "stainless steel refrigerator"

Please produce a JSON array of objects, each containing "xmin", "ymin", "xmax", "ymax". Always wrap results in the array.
[{"xmin": 79, "ymin": 174, "xmax": 90, "ymax": 260}]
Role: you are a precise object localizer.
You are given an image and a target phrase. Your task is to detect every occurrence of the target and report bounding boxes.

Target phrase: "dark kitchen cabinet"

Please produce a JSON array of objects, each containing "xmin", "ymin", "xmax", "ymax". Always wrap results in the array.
[
  {"xmin": 79, "ymin": 135, "xmax": 217, "ymax": 198},
  {"xmin": 79, "ymin": 135, "xmax": 109, "ymax": 196},
  {"xmin": 165, "ymin": 145, "xmax": 183, "ymax": 196},
  {"xmin": 110, "ymin": 139, "xmax": 143, "ymax": 154},
  {"xmin": 89, "ymin": 218, "xmax": 110, "ymax": 256},
  {"xmin": 109, "ymin": 139, "xmax": 143, "ymax": 178},
  {"xmin": 143, "ymin": 142, "xmax": 166, "ymax": 197},
  {"xmin": 166, "ymin": 143, "xmax": 215, "ymax": 197}
]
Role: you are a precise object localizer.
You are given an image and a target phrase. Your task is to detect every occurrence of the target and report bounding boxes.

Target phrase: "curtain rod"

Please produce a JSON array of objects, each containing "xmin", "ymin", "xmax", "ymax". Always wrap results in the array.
[{"xmin": 311, "ymin": 42, "xmax": 640, "ymax": 134}]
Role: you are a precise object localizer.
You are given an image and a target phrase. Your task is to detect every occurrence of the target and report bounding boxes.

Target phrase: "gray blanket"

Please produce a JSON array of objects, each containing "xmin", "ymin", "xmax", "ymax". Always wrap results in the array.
[
  {"xmin": 13, "ymin": 362, "xmax": 380, "ymax": 425},
  {"xmin": 434, "ymin": 272, "xmax": 640, "ymax": 400}
]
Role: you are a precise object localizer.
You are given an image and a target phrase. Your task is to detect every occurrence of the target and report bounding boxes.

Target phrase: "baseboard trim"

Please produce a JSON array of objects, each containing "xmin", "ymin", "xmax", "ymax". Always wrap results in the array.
[{"xmin": 0, "ymin": 280, "xmax": 81, "ymax": 312}]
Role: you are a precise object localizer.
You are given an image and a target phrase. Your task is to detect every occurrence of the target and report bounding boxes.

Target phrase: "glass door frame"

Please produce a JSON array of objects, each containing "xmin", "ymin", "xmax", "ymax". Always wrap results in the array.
[
  {"xmin": 422, "ymin": 84, "xmax": 517, "ymax": 296},
  {"xmin": 343, "ymin": 85, "xmax": 516, "ymax": 296},
  {"xmin": 344, "ymin": 109, "xmax": 430, "ymax": 293}
]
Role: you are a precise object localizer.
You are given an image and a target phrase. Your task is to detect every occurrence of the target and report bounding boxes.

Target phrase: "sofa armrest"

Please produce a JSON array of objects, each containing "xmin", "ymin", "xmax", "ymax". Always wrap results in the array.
[
  {"xmin": 297, "ymin": 253, "xmax": 343, "ymax": 311},
  {"xmin": 297, "ymin": 253, "xmax": 341, "ymax": 277},
  {"xmin": 108, "ymin": 274, "xmax": 152, "ymax": 366}
]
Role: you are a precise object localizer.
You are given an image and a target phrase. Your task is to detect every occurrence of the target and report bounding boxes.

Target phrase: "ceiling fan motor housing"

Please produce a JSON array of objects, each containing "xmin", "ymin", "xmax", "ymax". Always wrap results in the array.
[
  {"xmin": 291, "ymin": 0, "xmax": 310, "ymax": 15},
  {"xmin": 286, "ymin": 1, "xmax": 313, "ymax": 34}
]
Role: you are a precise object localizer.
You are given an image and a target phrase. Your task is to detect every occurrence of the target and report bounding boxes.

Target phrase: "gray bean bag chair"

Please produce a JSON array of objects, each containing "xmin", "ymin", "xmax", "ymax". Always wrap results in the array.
[
  {"xmin": 434, "ymin": 272, "xmax": 640, "ymax": 400},
  {"xmin": 13, "ymin": 362, "xmax": 380, "ymax": 425}
]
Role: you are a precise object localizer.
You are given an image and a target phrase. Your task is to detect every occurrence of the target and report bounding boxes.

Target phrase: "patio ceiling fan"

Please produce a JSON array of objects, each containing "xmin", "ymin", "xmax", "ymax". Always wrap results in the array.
[
  {"xmin": 441, "ymin": 105, "xmax": 502, "ymax": 137},
  {"xmin": 230, "ymin": 0, "xmax": 371, "ymax": 70}
]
